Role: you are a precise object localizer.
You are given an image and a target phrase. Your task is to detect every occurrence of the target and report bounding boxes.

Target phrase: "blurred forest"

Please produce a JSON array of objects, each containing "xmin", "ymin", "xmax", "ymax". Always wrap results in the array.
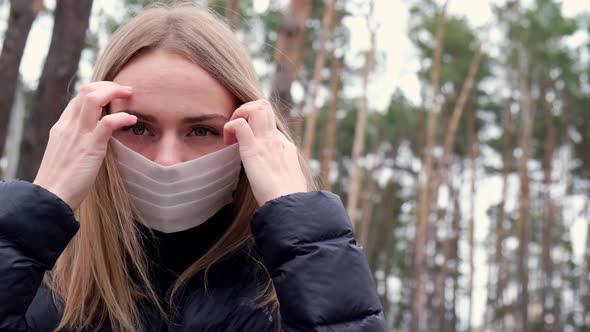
[{"xmin": 1, "ymin": 0, "xmax": 590, "ymax": 331}]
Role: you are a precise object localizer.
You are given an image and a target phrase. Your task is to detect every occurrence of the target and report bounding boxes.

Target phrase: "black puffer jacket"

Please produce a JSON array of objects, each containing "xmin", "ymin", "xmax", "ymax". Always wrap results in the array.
[{"xmin": 0, "ymin": 180, "xmax": 386, "ymax": 331}]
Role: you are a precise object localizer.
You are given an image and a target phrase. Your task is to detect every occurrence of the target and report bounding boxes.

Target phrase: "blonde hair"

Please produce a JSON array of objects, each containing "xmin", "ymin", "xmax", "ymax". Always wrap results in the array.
[{"xmin": 46, "ymin": 3, "xmax": 316, "ymax": 331}]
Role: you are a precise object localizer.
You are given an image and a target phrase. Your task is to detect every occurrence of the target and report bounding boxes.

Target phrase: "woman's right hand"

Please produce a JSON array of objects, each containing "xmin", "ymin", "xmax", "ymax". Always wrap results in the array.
[{"xmin": 33, "ymin": 81, "xmax": 137, "ymax": 210}]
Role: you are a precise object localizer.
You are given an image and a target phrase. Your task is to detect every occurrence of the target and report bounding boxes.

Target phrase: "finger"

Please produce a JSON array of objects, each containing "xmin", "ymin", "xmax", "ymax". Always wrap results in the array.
[
  {"xmin": 257, "ymin": 99, "xmax": 277, "ymax": 129},
  {"xmin": 94, "ymin": 112, "xmax": 137, "ymax": 144},
  {"xmin": 79, "ymin": 85, "xmax": 133, "ymax": 130},
  {"xmin": 78, "ymin": 81, "xmax": 126, "ymax": 96},
  {"xmin": 230, "ymin": 102, "xmax": 275, "ymax": 134},
  {"xmin": 237, "ymin": 100, "xmax": 259, "ymax": 108},
  {"xmin": 58, "ymin": 96, "xmax": 82, "ymax": 123},
  {"xmin": 224, "ymin": 118, "xmax": 255, "ymax": 146},
  {"xmin": 70, "ymin": 81, "xmax": 128, "ymax": 122}
]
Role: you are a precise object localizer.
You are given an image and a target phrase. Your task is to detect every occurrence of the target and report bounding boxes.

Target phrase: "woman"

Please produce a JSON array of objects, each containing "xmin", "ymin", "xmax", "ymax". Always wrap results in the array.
[{"xmin": 0, "ymin": 4, "xmax": 385, "ymax": 332}]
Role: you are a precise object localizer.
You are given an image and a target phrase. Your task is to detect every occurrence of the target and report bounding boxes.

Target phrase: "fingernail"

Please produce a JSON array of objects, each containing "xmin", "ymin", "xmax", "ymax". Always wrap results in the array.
[{"xmin": 124, "ymin": 86, "xmax": 133, "ymax": 92}]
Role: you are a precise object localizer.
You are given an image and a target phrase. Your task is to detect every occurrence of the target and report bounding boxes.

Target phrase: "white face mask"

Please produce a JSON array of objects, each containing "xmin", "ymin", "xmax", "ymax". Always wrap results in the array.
[{"xmin": 110, "ymin": 138, "xmax": 242, "ymax": 233}]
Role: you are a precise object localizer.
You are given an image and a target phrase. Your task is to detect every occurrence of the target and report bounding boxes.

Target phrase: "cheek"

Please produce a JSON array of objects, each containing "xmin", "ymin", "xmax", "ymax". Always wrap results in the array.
[
  {"xmin": 111, "ymin": 131, "xmax": 128, "ymax": 143},
  {"xmin": 183, "ymin": 138, "xmax": 227, "ymax": 160},
  {"xmin": 111, "ymin": 132, "xmax": 158, "ymax": 160}
]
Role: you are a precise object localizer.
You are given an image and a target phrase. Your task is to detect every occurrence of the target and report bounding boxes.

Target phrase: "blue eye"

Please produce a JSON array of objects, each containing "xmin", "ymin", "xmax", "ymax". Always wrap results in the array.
[
  {"xmin": 132, "ymin": 124, "xmax": 146, "ymax": 135},
  {"xmin": 190, "ymin": 127, "xmax": 216, "ymax": 137},
  {"xmin": 122, "ymin": 122, "xmax": 148, "ymax": 136}
]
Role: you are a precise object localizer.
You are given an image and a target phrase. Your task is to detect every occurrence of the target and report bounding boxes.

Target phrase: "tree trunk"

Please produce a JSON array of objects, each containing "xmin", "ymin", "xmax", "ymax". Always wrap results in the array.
[
  {"xmin": 466, "ymin": 106, "xmax": 477, "ymax": 332},
  {"xmin": 541, "ymin": 85, "xmax": 557, "ymax": 331},
  {"xmin": 359, "ymin": 146, "xmax": 384, "ymax": 247},
  {"xmin": 415, "ymin": 87, "xmax": 427, "ymax": 157},
  {"xmin": 411, "ymin": 2, "xmax": 448, "ymax": 331},
  {"xmin": 3, "ymin": 78, "xmax": 26, "ymax": 180},
  {"xmin": 380, "ymin": 182, "xmax": 401, "ymax": 329},
  {"xmin": 291, "ymin": 78, "xmax": 310, "ymax": 146},
  {"xmin": 367, "ymin": 176, "xmax": 398, "ymax": 271},
  {"xmin": 0, "ymin": 0, "xmax": 43, "ymax": 160},
  {"xmin": 449, "ymin": 182, "xmax": 462, "ymax": 332},
  {"xmin": 319, "ymin": 55, "xmax": 342, "ymax": 190},
  {"xmin": 493, "ymin": 98, "xmax": 513, "ymax": 331},
  {"xmin": 17, "ymin": 0, "xmax": 93, "ymax": 181},
  {"xmin": 225, "ymin": 0, "xmax": 240, "ymax": 30},
  {"xmin": 347, "ymin": 0, "xmax": 376, "ymax": 231},
  {"xmin": 431, "ymin": 46, "xmax": 482, "ymax": 193},
  {"xmin": 270, "ymin": 0, "xmax": 311, "ymax": 120},
  {"xmin": 436, "ymin": 179, "xmax": 459, "ymax": 332},
  {"xmin": 433, "ymin": 228, "xmax": 450, "ymax": 332},
  {"xmin": 358, "ymin": 177, "xmax": 376, "ymax": 248},
  {"xmin": 516, "ymin": 47, "xmax": 534, "ymax": 332},
  {"xmin": 582, "ymin": 199, "xmax": 590, "ymax": 327},
  {"xmin": 428, "ymin": 51, "xmax": 482, "ymax": 314},
  {"xmin": 302, "ymin": 0, "xmax": 335, "ymax": 159}
]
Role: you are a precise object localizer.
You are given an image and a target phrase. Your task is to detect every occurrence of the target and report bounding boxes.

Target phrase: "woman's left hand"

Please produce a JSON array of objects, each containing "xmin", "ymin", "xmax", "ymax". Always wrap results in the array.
[{"xmin": 223, "ymin": 99, "xmax": 308, "ymax": 206}]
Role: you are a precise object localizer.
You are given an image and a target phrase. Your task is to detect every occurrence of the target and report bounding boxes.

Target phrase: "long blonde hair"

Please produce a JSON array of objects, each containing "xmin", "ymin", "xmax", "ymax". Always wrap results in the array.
[{"xmin": 47, "ymin": 3, "xmax": 316, "ymax": 331}]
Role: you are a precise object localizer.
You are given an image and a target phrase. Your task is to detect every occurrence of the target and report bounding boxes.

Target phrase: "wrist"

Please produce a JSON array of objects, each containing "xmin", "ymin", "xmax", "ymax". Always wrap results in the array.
[
  {"xmin": 33, "ymin": 179, "xmax": 74, "ymax": 210},
  {"xmin": 258, "ymin": 189, "xmax": 307, "ymax": 207}
]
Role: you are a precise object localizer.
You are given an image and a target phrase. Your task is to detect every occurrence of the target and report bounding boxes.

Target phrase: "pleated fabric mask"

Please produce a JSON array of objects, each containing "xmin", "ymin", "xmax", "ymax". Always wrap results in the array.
[{"xmin": 110, "ymin": 138, "xmax": 241, "ymax": 233}]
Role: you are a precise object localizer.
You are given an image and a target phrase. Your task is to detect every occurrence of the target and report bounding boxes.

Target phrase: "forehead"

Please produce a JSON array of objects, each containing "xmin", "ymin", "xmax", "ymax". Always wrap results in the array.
[{"xmin": 109, "ymin": 49, "xmax": 235, "ymax": 118}]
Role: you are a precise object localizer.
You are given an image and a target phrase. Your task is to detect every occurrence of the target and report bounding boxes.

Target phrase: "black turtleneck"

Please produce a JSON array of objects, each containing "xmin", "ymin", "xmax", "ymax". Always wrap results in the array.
[{"xmin": 138, "ymin": 204, "xmax": 234, "ymax": 302}]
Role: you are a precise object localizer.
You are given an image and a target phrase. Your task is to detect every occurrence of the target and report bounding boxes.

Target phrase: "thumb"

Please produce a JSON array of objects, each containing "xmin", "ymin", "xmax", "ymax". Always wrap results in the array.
[{"xmin": 94, "ymin": 112, "xmax": 137, "ymax": 144}]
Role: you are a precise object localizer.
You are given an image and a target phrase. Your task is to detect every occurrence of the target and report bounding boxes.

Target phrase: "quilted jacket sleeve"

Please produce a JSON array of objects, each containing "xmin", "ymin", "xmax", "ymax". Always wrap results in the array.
[
  {"xmin": 251, "ymin": 191, "xmax": 387, "ymax": 332},
  {"xmin": 0, "ymin": 181, "xmax": 79, "ymax": 331}
]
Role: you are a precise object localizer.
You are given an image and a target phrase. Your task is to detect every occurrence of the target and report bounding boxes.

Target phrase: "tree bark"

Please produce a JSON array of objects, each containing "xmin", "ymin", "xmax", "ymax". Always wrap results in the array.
[
  {"xmin": 411, "ymin": 2, "xmax": 448, "ymax": 331},
  {"xmin": 225, "ymin": 0, "xmax": 240, "ymax": 30},
  {"xmin": 435, "ymin": 178, "xmax": 459, "ymax": 332},
  {"xmin": 17, "ymin": 0, "xmax": 93, "ymax": 181},
  {"xmin": 3, "ymin": 78, "xmax": 26, "ymax": 180},
  {"xmin": 582, "ymin": 198, "xmax": 590, "ymax": 327},
  {"xmin": 516, "ymin": 47, "xmax": 534, "ymax": 332},
  {"xmin": 415, "ymin": 87, "xmax": 427, "ymax": 157},
  {"xmin": 270, "ymin": 0, "xmax": 311, "ymax": 120},
  {"xmin": 449, "ymin": 181, "xmax": 462, "ymax": 332},
  {"xmin": 319, "ymin": 54, "xmax": 342, "ymax": 190},
  {"xmin": 367, "ymin": 176, "xmax": 398, "ymax": 271},
  {"xmin": 493, "ymin": 98, "xmax": 513, "ymax": 331},
  {"xmin": 347, "ymin": 0, "xmax": 376, "ymax": 230},
  {"xmin": 302, "ymin": 0, "xmax": 335, "ymax": 159},
  {"xmin": 466, "ymin": 106, "xmax": 477, "ymax": 332},
  {"xmin": 0, "ymin": 0, "xmax": 43, "ymax": 159},
  {"xmin": 541, "ymin": 88, "xmax": 557, "ymax": 331},
  {"xmin": 359, "ymin": 146, "xmax": 385, "ymax": 247},
  {"xmin": 291, "ymin": 78, "xmax": 310, "ymax": 146},
  {"xmin": 428, "ymin": 51, "xmax": 482, "ymax": 316},
  {"xmin": 433, "ymin": 225, "xmax": 450, "ymax": 332},
  {"xmin": 431, "ymin": 46, "xmax": 482, "ymax": 193},
  {"xmin": 379, "ymin": 181, "xmax": 401, "ymax": 330}
]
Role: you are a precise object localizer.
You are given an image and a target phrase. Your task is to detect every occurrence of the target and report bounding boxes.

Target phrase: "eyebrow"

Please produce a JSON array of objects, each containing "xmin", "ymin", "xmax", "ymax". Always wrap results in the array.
[{"xmin": 122, "ymin": 110, "xmax": 229, "ymax": 123}]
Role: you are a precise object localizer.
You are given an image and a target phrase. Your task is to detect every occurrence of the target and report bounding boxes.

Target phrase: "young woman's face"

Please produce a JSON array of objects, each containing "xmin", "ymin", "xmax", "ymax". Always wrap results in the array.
[{"xmin": 110, "ymin": 49, "xmax": 235, "ymax": 166}]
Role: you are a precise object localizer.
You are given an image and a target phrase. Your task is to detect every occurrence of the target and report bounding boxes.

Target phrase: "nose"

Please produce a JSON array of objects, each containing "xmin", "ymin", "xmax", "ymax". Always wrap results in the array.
[{"xmin": 152, "ymin": 134, "xmax": 183, "ymax": 166}]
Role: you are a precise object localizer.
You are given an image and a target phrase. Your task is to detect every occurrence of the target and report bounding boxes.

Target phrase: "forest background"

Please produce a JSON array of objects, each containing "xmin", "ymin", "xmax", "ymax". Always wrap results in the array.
[{"xmin": 1, "ymin": 0, "xmax": 589, "ymax": 331}]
